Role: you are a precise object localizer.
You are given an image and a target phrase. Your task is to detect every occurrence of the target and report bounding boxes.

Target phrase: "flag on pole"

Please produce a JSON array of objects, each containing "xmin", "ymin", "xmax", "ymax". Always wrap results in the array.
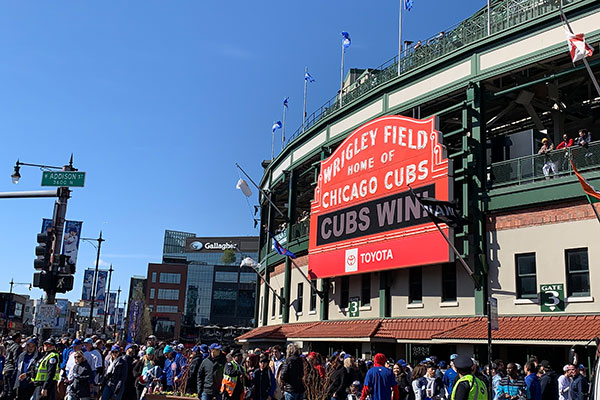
[
  {"xmin": 283, "ymin": 97, "xmax": 289, "ymax": 108},
  {"xmin": 269, "ymin": 231, "xmax": 296, "ymax": 259},
  {"xmin": 404, "ymin": 0, "xmax": 413, "ymax": 11},
  {"xmin": 272, "ymin": 121, "xmax": 282, "ymax": 133},
  {"xmin": 417, "ymin": 196, "xmax": 468, "ymax": 227},
  {"xmin": 305, "ymin": 71, "xmax": 315, "ymax": 82},
  {"xmin": 564, "ymin": 29, "xmax": 594, "ymax": 63},
  {"xmin": 341, "ymin": 31, "xmax": 351, "ymax": 49},
  {"xmin": 571, "ymin": 160, "xmax": 600, "ymax": 203},
  {"xmin": 236, "ymin": 178, "xmax": 252, "ymax": 197}
]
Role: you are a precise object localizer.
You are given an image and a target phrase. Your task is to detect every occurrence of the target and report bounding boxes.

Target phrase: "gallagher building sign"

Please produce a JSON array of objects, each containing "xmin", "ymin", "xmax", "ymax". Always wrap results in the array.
[{"xmin": 308, "ymin": 115, "xmax": 453, "ymax": 278}]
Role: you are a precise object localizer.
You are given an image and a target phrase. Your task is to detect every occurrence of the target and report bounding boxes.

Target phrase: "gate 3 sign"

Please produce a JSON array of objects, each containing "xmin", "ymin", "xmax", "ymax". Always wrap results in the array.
[
  {"xmin": 309, "ymin": 115, "xmax": 453, "ymax": 278},
  {"xmin": 540, "ymin": 284, "xmax": 565, "ymax": 312}
]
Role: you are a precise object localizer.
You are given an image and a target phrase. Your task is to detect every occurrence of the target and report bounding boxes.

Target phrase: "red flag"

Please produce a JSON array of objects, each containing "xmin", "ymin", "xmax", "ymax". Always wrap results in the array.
[
  {"xmin": 570, "ymin": 160, "xmax": 600, "ymax": 203},
  {"xmin": 565, "ymin": 29, "xmax": 594, "ymax": 63}
]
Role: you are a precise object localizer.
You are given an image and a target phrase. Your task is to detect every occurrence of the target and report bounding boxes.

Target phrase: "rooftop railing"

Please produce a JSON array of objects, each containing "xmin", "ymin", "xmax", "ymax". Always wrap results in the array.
[
  {"xmin": 490, "ymin": 141, "xmax": 600, "ymax": 187},
  {"xmin": 282, "ymin": 0, "xmax": 582, "ymax": 150}
]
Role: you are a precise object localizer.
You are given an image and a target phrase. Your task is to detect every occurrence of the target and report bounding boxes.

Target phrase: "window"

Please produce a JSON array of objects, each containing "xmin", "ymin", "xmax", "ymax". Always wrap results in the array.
[
  {"xmin": 237, "ymin": 290, "xmax": 255, "ymax": 317},
  {"xmin": 149, "ymin": 288, "xmax": 155, "ymax": 299},
  {"xmin": 215, "ymin": 271, "xmax": 238, "ymax": 283},
  {"xmin": 310, "ymin": 280, "xmax": 317, "ymax": 312},
  {"xmin": 442, "ymin": 264, "xmax": 457, "ymax": 302},
  {"xmin": 239, "ymin": 272, "xmax": 256, "ymax": 284},
  {"xmin": 340, "ymin": 276, "xmax": 350, "ymax": 309},
  {"xmin": 409, "ymin": 267, "xmax": 422, "ymax": 303},
  {"xmin": 279, "ymin": 288, "xmax": 284, "ymax": 316},
  {"xmin": 212, "ymin": 289, "xmax": 237, "ymax": 315},
  {"xmin": 148, "ymin": 304, "xmax": 153, "ymax": 312},
  {"xmin": 156, "ymin": 305, "xmax": 178, "ymax": 313},
  {"xmin": 297, "ymin": 283, "xmax": 304, "ymax": 313},
  {"xmin": 272, "ymin": 291, "xmax": 276, "ymax": 317},
  {"xmin": 157, "ymin": 289, "xmax": 179, "ymax": 300},
  {"xmin": 515, "ymin": 253, "xmax": 537, "ymax": 299},
  {"xmin": 361, "ymin": 274, "xmax": 371, "ymax": 307},
  {"xmin": 159, "ymin": 273, "xmax": 181, "ymax": 284},
  {"xmin": 155, "ymin": 320, "xmax": 175, "ymax": 336},
  {"xmin": 14, "ymin": 303, "xmax": 23, "ymax": 318},
  {"xmin": 151, "ymin": 272, "xmax": 157, "ymax": 283},
  {"xmin": 566, "ymin": 248, "xmax": 590, "ymax": 297}
]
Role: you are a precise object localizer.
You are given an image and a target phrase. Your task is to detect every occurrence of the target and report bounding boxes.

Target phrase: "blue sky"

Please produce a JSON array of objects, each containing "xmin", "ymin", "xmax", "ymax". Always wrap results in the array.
[{"xmin": 0, "ymin": 0, "xmax": 486, "ymax": 304}]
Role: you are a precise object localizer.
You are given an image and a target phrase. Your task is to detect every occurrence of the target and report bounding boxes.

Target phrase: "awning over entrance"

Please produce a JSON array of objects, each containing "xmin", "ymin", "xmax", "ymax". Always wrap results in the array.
[
  {"xmin": 432, "ymin": 315, "xmax": 600, "ymax": 345},
  {"xmin": 238, "ymin": 315, "xmax": 600, "ymax": 345},
  {"xmin": 237, "ymin": 317, "xmax": 478, "ymax": 343}
]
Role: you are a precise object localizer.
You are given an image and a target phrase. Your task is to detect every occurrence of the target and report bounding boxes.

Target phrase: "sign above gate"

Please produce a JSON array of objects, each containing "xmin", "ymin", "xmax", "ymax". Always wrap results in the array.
[{"xmin": 308, "ymin": 115, "xmax": 453, "ymax": 278}]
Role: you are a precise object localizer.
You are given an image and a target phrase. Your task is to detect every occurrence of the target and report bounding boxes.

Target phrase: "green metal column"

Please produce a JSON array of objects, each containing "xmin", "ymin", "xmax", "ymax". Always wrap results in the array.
[
  {"xmin": 261, "ymin": 172, "xmax": 274, "ymax": 326},
  {"xmin": 463, "ymin": 82, "xmax": 487, "ymax": 315},
  {"xmin": 282, "ymin": 170, "xmax": 297, "ymax": 324},
  {"xmin": 379, "ymin": 272, "xmax": 387, "ymax": 317}
]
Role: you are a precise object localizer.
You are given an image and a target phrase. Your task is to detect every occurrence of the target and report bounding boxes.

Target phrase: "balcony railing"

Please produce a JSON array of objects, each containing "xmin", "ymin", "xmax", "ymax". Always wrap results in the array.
[
  {"xmin": 490, "ymin": 141, "xmax": 600, "ymax": 187},
  {"xmin": 291, "ymin": 218, "xmax": 310, "ymax": 241},
  {"xmin": 282, "ymin": 0, "xmax": 582, "ymax": 150}
]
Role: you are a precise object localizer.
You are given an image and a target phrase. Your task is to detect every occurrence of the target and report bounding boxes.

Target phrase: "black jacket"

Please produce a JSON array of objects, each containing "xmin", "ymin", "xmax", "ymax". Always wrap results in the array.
[
  {"xmin": 251, "ymin": 368, "xmax": 275, "ymax": 400},
  {"xmin": 4, "ymin": 340, "xmax": 23, "ymax": 372},
  {"xmin": 122, "ymin": 354, "xmax": 137, "ymax": 400},
  {"xmin": 328, "ymin": 366, "xmax": 350, "ymax": 399},
  {"xmin": 187, "ymin": 354, "xmax": 202, "ymax": 394},
  {"xmin": 540, "ymin": 370, "xmax": 558, "ymax": 400},
  {"xmin": 14, "ymin": 350, "xmax": 40, "ymax": 390},
  {"xmin": 197, "ymin": 353, "xmax": 227, "ymax": 396},
  {"xmin": 104, "ymin": 355, "xmax": 128, "ymax": 394},
  {"xmin": 570, "ymin": 374, "xmax": 589, "ymax": 400},
  {"xmin": 67, "ymin": 360, "xmax": 93, "ymax": 398},
  {"xmin": 280, "ymin": 354, "xmax": 304, "ymax": 394}
]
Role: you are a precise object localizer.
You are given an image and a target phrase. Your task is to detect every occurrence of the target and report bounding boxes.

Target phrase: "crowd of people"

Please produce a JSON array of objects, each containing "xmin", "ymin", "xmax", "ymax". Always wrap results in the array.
[{"xmin": 0, "ymin": 332, "xmax": 593, "ymax": 400}]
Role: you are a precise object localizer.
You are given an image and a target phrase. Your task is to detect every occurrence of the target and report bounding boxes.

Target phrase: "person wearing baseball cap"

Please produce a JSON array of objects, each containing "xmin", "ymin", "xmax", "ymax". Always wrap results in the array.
[
  {"xmin": 161, "ymin": 343, "xmax": 186, "ymax": 392},
  {"xmin": 15, "ymin": 337, "xmax": 40, "ymax": 400},
  {"xmin": 197, "ymin": 343, "xmax": 227, "ymax": 399},
  {"xmin": 186, "ymin": 345, "xmax": 203, "ymax": 394},
  {"xmin": 444, "ymin": 354, "xmax": 460, "ymax": 397},
  {"xmin": 101, "ymin": 345, "xmax": 127, "ymax": 400},
  {"xmin": 32, "ymin": 338, "xmax": 60, "ymax": 400},
  {"xmin": 450, "ymin": 355, "xmax": 487, "ymax": 400}
]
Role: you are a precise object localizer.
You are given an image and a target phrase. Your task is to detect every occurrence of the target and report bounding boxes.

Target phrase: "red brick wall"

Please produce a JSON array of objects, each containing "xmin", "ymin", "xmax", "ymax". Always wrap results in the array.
[
  {"xmin": 146, "ymin": 263, "xmax": 188, "ymax": 339},
  {"xmin": 488, "ymin": 199, "xmax": 597, "ymax": 231}
]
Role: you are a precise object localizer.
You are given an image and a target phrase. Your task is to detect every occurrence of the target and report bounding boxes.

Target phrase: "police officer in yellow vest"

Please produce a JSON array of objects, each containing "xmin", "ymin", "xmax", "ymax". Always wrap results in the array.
[
  {"xmin": 32, "ymin": 338, "xmax": 60, "ymax": 400},
  {"xmin": 451, "ymin": 355, "xmax": 488, "ymax": 400},
  {"xmin": 222, "ymin": 350, "xmax": 245, "ymax": 400}
]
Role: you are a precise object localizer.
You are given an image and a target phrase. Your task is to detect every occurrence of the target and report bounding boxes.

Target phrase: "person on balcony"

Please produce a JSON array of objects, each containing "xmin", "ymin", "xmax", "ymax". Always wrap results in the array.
[
  {"xmin": 576, "ymin": 129, "xmax": 593, "ymax": 166},
  {"xmin": 556, "ymin": 134, "xmax": 574, "ymax": 170},
  {"xmin": 538, "ymin": 138, "xmax": 557, "ymax": 179}
]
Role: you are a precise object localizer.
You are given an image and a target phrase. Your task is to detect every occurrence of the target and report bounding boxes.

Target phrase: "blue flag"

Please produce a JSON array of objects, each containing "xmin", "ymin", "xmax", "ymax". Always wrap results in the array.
[
  {"xmin": 269, "ymin": 232, "xmax": 296, "ymax": 259},
  {"xmin": 272, "ymin": 121, "xmax": 282, "ymax": 132},
  {"xmin": 341, "ymin": 31, "xmax": 351, "ymax": 48},
  {"xmin": 304, "ymin": 71, "xmax": 315, "ymax": 82},
  {"xmin": 404, "ymin": 0, "xmax": 413, "ymax": 11},
  {"xmin": 283, "ymin": 97, "xmax": 289, "ymax": 108}
]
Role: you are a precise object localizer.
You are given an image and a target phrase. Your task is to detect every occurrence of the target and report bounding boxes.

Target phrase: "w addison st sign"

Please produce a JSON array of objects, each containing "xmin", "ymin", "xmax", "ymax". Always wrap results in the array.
[{"xmin": 308, "ymin": 115, "xmax": 453, "ymax": 278}]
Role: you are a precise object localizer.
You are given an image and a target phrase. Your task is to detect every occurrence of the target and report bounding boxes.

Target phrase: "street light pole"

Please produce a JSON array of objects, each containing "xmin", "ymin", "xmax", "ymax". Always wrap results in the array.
[
  {"xmin": 102, "ymin": 264, "xmax": 113, "ymax": 334},
  {"xmin": 86, "ymin": 231, "xmax": 105, "ymax": 333}
]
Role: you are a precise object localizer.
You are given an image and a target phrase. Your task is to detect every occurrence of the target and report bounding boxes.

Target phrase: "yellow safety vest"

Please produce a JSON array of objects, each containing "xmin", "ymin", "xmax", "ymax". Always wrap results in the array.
[
  {"xmin": 34, "ymin": 352, "xmax": 60, "ymax": 383},
  {"xmin": 222, "ymin": 361, "xmax": 245, "ymax": 397},
  {"xmin": 451, "ymin": 375, "xmax": 488, "ymax": 400}
]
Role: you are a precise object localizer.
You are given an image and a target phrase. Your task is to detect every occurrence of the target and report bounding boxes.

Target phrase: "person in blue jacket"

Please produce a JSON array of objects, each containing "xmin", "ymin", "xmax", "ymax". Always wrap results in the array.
[{"xmin": 161, "ymin": 345, "xmax": 186, "ymax": 391}]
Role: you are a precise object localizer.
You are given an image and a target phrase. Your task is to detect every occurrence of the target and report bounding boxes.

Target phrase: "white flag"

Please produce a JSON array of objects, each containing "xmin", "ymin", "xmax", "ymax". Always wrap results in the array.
[
  {"xmin": 565, "ymin": 29, "xmax": 594, "ymax": 63},
  {"xmin": 236, "ymin": 178, "xmax": 252, "ymax": 197}
]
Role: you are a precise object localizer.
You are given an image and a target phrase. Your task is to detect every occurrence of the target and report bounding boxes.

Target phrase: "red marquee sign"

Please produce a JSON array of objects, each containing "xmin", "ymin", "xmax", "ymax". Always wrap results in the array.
[{"xmin": 308, "ymin": 115, "xmax": 453, "ymax": 278}]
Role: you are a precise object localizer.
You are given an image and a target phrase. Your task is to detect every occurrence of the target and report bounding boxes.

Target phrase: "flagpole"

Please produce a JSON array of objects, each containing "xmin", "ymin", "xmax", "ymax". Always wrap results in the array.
[
  {"xmin": 560, "ymin": 9, "xmax": 600, "ymax": 97},
  {"xmin": 235, "ymin": 163, "xmax": 287, "ymax": 219},
  {"xmin": 281, "ymin": 102, "xmax": 287, "ymax": 150},
  {"xmin": 303, "ymin": 66, "xmax": 308, "ymax": 133},
  {"xmin": 340, "ymin": 41, "xmax": 345, "ymax": 107},
  {"xmin": 407, "ymin": 186, "xmax": 478, "ymax": 286},
  {"xmin": 290, "ymin": 258, "xmax": 324, "ymax": 299},
  {"xmin": 397, "ymin": 0, "xmax": 403, "ymax": 76},
  {"xmin": 271, "ymin": 126, "xmax": 275, "ymax": 161}
]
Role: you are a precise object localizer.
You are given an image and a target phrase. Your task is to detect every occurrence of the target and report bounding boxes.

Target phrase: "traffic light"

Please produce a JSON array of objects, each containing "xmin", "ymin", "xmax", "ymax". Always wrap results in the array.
[
  {"xmin": 54, "ymin": 274, "xmax": 74, "ymax": 293},
  {"xmin": 57, "ymin": 254, "xmax": 75, "ymax": 275},
  {"xmin": 33, "ymin": 271, "xmax": 53, "ymax": 290},
  {"xmin": 34, "ymin": 230, "xmax": 55, "ymax": 270}
]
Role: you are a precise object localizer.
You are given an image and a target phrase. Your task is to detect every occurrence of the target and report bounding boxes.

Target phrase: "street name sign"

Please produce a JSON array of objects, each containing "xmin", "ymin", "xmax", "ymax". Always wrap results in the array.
[
  {"xmin": 41, "ymin": 171, "xmax": 86, "ymax": 187},
  {"xmin": 540, "ymin": 284, "xmax": 565, "ymax": 312}
]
